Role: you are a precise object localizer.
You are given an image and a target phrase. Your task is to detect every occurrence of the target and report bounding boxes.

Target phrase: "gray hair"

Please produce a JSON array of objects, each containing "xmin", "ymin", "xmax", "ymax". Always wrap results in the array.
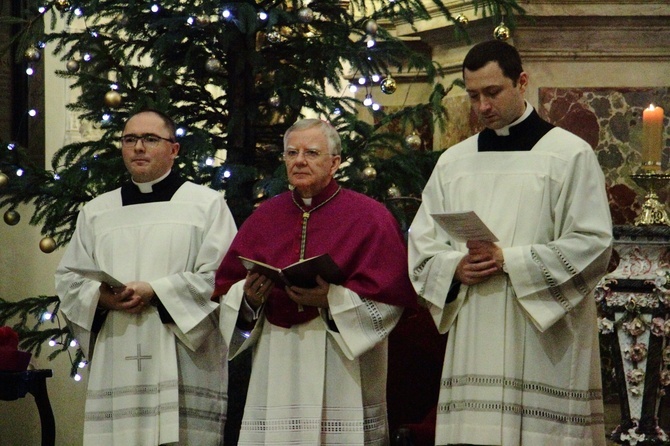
[{"xmin": 283, "ymin": 119, "xmax": 342, "ymax": 156}]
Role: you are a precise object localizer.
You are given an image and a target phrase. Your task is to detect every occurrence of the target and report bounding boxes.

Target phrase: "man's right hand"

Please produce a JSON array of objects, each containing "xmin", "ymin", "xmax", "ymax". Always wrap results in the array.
[
  {"xmin": 454, "ymin": 240, "xmax": 502, "ymax": 285},
  {"xmin": 97, "ymin": 283, "xmax": 144, "ymax": 313}
]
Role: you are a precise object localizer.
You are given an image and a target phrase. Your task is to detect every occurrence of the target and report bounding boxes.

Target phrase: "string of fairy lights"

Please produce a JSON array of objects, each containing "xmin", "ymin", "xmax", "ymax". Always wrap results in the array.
[{"xmin": 1, "ymin": 0, "xmax": 512, "ymax": 380}]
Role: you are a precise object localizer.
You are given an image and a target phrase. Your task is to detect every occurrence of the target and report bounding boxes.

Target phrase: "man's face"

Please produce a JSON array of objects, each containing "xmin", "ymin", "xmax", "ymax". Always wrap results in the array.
[
  {"xmin": 284, "ymin": 126, "xmax": 341, "ymax": 198},
  {"xmin": 464, "ymin": 61, "xmax": 528, "ymax": 130},
  {"xmin": 121, "ymin": 112, "xmax": 179, "ymax": 183}
]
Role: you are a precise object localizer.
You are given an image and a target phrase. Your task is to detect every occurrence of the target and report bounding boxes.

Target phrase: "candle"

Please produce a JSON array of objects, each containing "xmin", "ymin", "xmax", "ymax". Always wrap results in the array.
[{"xmin": 642, "ymin": 104, "xmax": 664, "ymax": 170}]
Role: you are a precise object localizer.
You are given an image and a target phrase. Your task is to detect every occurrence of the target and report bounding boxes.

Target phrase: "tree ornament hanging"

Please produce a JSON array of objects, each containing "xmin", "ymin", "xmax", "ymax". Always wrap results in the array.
[
  {"xmin": 266, "ymin": 31, "xmax": 282, "ymax": 44},
  {"xmin": 387, "ymin": 185, "xmax": 401, "ymax": 198},
  {"xmin": 3, "ymin": 210, "xmax": 20, "ymax": 226},
  {"xmin": 39, "ymin": 237, "xmax": 57, "ymax": 254},
  {"xmin": 455, "ymin": 14, "xmax": 469, "ymax": 26},
  {"xmin": 362, "ymin": 165, "xmax": 377, "ymax": 180},
  {"xmin": 104, "ymin": 90, "xmax": 122, "ymax": 108},
  {"xmin": 297, "ymin": 7, "xmax": 314, "ymax": 23},
  {"xmin": 380, "ymin": 76, "xmax": 397, "ymax": 94},
  {"xmin": 365, "ymin": 19, "xmax": 378, "ymax": 35},
  {"xmin": 493, "ymin": 21, "xmax": 511, "ymax": 40},
  {"xmin": 205, "ymin": 57, "xmax": 222, "ymax": 73},
  {"xmin": 24, "ymin": 46, "xmax": 41, "ymax": 62},
  {"xmin": 65, "ymin": 59, "xmax": 80, "ymax": 73},
  {"xmin": 405, "ymin": 132, "xmax": 422, "ymax": 150},
  {"xmin": 268, "ymin": 94, "xmax": 281, "ymax": 108},
  {"xmin": 53, "ymin": 0, "xmax": 71, "ymax": 12},
  {"xmin": 0, "ymin": 173, "xmax": 8, "ymax": 189},
  {"xmin": 195, "ymin": 15, "xmax": 211, "ymax": 27}
]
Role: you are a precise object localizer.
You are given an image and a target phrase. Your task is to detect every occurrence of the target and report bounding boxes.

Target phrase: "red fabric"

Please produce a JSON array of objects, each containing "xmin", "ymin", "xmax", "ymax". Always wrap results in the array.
[
  {"xmin": 387, "ymin": 307, "xmax": 447, "ymax": 446},
  {"xmin": 214, "ymin": 180, "xmax": 417, "ymax": 328}
]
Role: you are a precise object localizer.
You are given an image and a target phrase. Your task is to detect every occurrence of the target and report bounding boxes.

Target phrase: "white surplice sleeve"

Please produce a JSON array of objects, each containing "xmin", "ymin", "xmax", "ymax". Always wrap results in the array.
[
  {"xmin": 325, "ymin": 285, "xmax": 403, "ymax": 360},
  {"xmin": 150, "ymin": 192, "xmax": 237, "ymax": 351},
  {"xmin": 407, "ymin": 155, "xmax": 467, "ymax": 334},
  {"xmin": 505, "ymin": 140, "xmax": 612, "ymax": 332},
  {"xmin": 55, "ymin": 206, "xmax": 104, "ymax": 359}
]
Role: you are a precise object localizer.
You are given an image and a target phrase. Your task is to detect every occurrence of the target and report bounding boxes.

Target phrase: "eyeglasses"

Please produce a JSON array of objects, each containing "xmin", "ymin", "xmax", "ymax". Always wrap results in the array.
[
  {"xmin": 120, "ymin": 134, "xmax": 175, "ymax": 149},
  {"xmin": 283, "ymin": 149, "xmax": 332, "ymax": 161}
]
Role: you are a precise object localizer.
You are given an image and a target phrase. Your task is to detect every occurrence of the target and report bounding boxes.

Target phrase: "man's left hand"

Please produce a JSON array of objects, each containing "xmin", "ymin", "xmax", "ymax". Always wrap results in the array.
[{"xmin": 285, "ymin": 276, "xmax": 330, "ymax": 308}]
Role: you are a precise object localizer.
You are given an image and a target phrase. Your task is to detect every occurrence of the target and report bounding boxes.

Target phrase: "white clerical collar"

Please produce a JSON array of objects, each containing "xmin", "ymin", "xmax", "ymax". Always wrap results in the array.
[
  {"xmin": 302, "ymin": 197, "xmax": 313, "ymax": 206},
  {"xmin": 133, "ymin": 170, "xmax": 171, "ymax": 193},
  {"xmin": 494, "ymin": 102, "xmax": 533, "ymax": 136}
]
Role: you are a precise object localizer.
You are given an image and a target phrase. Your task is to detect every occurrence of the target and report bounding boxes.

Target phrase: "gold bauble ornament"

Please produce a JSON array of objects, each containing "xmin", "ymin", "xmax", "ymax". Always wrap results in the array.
[
  {"xmin": 405, "ymin": 133, "xmax": 422, "ymax": 150},
  {"xmin": 493, "ymin": 22, "xmax": 511, "ymax": 41},
  {"xmin": 39, "ymin": 237, "xmax": 57, "ymax": 254},
  {"xmin": 3, "ymin": 210, "xmax": 20, "ymax": 226},
  {"xmin": 380, "ymin": 76, "xmax": 397, "ymax": 95},
  {"xmin": 195, "ymin": 15, "xmax": 211, "ymax": 27},
  {"xmin": 0, "ymin": 172, "xmax": 8, "ymax": 189},
  {"xmin": 387, "ymin": 186, "xmax": 401, "ymax": 198},
  {"xmin": 53, "ymin": 0, "xmax": 71, "ymax": 12},
  {"xmin": 117, "ymin": 13, "xmax": 129, "ymax": 26},
  {"xmin": 104, "ymin": 90, "xmax": 122, "ymax": 108},
  {"xmin": 24, "ymin": 46, "xmax": 41, "ymax": 62},
  {"xmin": 455, "ymin": 14, "xmax": 469, "ymax": 26},
  {"xmin": 66, "ymin": 59, "xmax": 80, "ymax": 73},
  {"xmin": 362, "ymin": 165, "xmax": 377, "ymax": 180}
]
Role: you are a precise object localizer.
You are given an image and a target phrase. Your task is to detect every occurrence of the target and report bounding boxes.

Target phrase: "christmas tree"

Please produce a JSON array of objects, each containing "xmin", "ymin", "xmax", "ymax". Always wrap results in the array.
[{"xmin": 0, "ymin": 0, "xmax": 523, "ymax": 372}]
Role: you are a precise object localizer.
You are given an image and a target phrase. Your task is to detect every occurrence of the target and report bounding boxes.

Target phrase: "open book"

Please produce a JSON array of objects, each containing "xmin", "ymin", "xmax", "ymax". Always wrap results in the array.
[
  {"xmin": 431, "ymin": 211, "xmax": 499, "ymax": 243},
  {"xmin": 239, "ymin": 254, "xmax": 344, "ymax": 288}
]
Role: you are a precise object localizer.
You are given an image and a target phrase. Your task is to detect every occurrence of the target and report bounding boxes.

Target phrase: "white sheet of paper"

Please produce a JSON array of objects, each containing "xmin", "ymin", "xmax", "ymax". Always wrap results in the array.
[
  {"xmin": 430, "ymin": 211, "xmax": 499, "ymax": 243},
  {"xmin": 65, "ymin": 266, "xmax": 125, "ymax": 287}
]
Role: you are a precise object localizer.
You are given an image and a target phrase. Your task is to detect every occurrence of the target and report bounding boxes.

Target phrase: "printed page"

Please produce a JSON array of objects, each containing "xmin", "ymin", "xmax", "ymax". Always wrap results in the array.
[{"xmin": 430, "ymin": 211, "xmax": 498, "ymax": 243}]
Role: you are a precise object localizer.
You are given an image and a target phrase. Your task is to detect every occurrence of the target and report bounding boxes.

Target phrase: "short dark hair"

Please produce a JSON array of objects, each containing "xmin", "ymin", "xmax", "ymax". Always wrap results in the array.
[
  {"xmin": 126, "ymin": 108, "xmax": 177, "ymax": 139},
  {"xmin": 462, "ymin": 40, "xmax": 523, "ymax": 83}
]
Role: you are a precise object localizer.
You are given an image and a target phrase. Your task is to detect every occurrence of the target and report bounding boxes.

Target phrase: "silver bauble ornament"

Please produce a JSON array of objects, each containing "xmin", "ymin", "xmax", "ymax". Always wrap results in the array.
[
  {"xmin": 53, "ymin": 0, "xmax": 71, "ymax": 12},
  {"xmin": 24, "ymin": 46, "xmax": 41, "ymax": 62},
  {"xmin": 266, "ymin": 31, "xmax": 282, "ymax": 44},
  {"xmin": 365, "ymin": 19, "xmax": 378, "ymax": 35},
  {"xmin": 362, "ymin": 166, "xmax": 377, "ymax": 180},
  {"xmin": 380, "ymin": 76, "xmax": 397, "ymax": 94},
  {"xmin": 405, "ymin": 133, "xmax": 422, "ymax": 150},
  {"xmin": 205, "ymin": 57, "xmax": 222, "ymax": 73},
  {"xmin": 104, "ymin": 90, "xmax": 122, "ymax": 108},
  {"xmin": 0, "ymin": 173, "xmax": 8, "ymax": 189},
  {"xmin": 268, "ymin": 95, "xmax": 281, "ymax": 107},
  {"xmin": 297, "ymin": 7, "xmax": 314, "ymax": 23},
  {"xmin": 39, "ymin": 237, "xmax": 57, "ymax": 254},
  {"xmin": 3, "ymin": 210, "xmax": 20, "ymax": 226},
  {"xmin": 493, "ymin": 22, "xmax": 511, "ymax": 41},
  {"xmin": 387, "ymin": 186, "xmax": 401, "ymax": 198},
  {"xmin": 66, "ymin": 59, "xmax": 80, "ymax": 73}
]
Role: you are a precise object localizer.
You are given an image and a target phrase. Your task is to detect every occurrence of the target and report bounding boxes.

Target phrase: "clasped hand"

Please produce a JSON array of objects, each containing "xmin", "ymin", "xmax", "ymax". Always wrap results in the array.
[
  {"xmin": 98, "ymin": 281, "xmax": 156, "ymax": 314},
  {"xmin": 455, "ymin": 240, "xmax": 504, "ymax": 285},
  {"xmin": 244, "ymin": 272, "xmax": 330, "ymax": 309}
]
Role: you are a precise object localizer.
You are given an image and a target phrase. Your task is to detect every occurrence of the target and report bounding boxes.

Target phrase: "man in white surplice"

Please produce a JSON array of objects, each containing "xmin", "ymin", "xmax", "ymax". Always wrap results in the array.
[
  {"xmin": 408, "ymin": 41, "xmax": 612, "ymax": 445},
  {"xmin": 56, "ymin": 109, "xmax": 237, "ymax": 446}
]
